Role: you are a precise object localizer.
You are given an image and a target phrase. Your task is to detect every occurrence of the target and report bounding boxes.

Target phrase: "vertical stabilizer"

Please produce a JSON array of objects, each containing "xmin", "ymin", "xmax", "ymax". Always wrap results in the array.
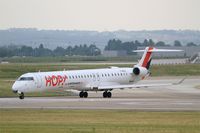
[
  {"xmin": 134, "ymin": 47, "xmax": 183, "ymax": 70},
  {"xmin": 137, "ymin": 47, "xmax": 153, "ymax": 69}
]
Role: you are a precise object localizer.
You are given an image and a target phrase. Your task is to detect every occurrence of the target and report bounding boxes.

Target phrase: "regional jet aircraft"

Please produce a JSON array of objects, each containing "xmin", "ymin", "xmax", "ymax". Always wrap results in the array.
[{"xmin": 12, "ymin": 47, "xmax": 183, "ymax": 99}]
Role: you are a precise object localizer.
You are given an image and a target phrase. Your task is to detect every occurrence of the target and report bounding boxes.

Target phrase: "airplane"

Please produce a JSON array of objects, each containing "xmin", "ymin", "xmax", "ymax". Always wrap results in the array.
[{"xmin": 12, "ymin": 47, "xmax": 183, "ymax": 99}]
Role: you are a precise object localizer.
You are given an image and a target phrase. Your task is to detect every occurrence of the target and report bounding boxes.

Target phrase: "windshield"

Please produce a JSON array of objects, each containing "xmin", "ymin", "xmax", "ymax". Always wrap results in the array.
[{"xmin": 18, "ymin": 77, "xmax": 34, "ymax": 81}]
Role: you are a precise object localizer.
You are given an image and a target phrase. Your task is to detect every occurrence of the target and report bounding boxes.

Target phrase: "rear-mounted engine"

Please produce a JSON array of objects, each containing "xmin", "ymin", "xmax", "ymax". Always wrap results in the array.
[{"xmin": 133, "ymin": 66, "xmax": 148, "ymax": 77}]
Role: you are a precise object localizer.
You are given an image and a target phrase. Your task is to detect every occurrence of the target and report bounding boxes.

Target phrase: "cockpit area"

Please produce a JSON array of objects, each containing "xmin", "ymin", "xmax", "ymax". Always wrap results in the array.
[{"xmin": 18, "ymin": 77, "xmax": 34, "ymax": 81}]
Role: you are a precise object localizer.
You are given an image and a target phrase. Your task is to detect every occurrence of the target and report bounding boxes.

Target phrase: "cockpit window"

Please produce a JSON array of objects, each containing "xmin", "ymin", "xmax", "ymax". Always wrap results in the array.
[{"xmin": 18, "ymin": 77, "xmax": 34, "ymax": 81}]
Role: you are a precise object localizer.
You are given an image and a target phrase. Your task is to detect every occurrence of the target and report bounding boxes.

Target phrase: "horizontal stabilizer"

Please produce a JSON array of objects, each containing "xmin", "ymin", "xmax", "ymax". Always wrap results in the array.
[{"xmin": 133, "ymin": 48, "xmax": 183, "ymax": 52}]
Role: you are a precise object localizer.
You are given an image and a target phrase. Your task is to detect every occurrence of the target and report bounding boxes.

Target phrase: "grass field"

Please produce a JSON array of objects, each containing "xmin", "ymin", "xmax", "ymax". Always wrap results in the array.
[
  {"xmin": 0, "ymin": 63, "xmax": 200, "ymax": 97},
  {"xmin": 0, "ymin": 109, "xmax": 200, "ymax": 133},
  {"xmin": 2, "ymin": 56, "xmax": 138, "ymax": 63},
  {"xmin": 0, "ymin": 63, "xmax": 200, "ymax": 79}
]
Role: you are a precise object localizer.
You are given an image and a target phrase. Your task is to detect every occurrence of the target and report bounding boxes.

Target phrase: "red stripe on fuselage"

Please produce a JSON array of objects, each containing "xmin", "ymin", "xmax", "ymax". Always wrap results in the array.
[{"xmin": 142, "ymin": 47, "xmax": 153, "ymax": 68}]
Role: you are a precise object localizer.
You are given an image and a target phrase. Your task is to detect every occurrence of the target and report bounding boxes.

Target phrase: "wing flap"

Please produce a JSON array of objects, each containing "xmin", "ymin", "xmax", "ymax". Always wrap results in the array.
[{"xmin": 98, "ymin": 77, "xmax": 186, "ymax": 90}]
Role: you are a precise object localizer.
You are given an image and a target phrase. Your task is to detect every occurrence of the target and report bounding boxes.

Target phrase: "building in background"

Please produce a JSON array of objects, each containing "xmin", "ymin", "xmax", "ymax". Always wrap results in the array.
[{"xmin": 102, "ymin": 50, "xmax": 127, "ymax": 57}]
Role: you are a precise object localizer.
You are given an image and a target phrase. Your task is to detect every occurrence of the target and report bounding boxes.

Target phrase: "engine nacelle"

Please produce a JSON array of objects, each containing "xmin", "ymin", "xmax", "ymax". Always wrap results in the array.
[{"xmin": 133, "ymin": 66, "xmax": 148, "ymax": 77}]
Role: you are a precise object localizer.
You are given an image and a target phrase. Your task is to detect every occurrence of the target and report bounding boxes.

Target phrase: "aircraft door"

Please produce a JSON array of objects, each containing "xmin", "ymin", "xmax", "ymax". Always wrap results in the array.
[
  {"xmin": 34, "ymin": 74, "xmax": 42, "ymax": 88},
  {"xmin": 95, "ymin": 73, "xmax": 100, "ymax": 86}
]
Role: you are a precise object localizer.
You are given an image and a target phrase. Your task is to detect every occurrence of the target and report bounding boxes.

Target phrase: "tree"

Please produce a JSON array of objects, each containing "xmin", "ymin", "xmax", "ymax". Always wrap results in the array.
[
  {"xmin": 149, "ymin": 39, "xmax": 155, "ymax": 46},
  {"xmin": 21, "ymin": 45, "xmax": 33, "ymax": 56},
  {"xmin": 88, "ymin": 44, "xmax": 101, "ymax": 56},
  {"xmin": 66, "ymin": 46, "xmax": 73, "ymax": 56},
  {"xmin": 143, "ymin": 39, "xmax": 149, "ymax": 46},
  {"xmin": 174, "ymin": 40, "xmax": 182, "ymax": 47},
  {"xmin": 54, "ymin": 46, "xmax": 66, "ymax": 56},
  {"xmin": 39, "ymin": 44, "xmax": 44, "ymax": 49},
  {"xmin": 135, "ymin": 40, "xmax": 141, "ymax": 46},
  {"xmin": 156, "ymin": 41, "xmax": 166, "ymax": 47}
]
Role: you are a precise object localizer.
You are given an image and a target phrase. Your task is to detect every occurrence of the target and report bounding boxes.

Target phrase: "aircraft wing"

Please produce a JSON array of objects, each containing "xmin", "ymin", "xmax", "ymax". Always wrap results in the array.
[{"xmin": 98, "ymin": 77, "xmax": 186, "ymax": 90}]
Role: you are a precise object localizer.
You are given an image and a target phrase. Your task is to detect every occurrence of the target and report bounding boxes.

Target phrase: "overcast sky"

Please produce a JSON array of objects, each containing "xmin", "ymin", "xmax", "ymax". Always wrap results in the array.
[{"xmin": 0, "ymin": 0, "xmax": 200, "ymax": 31}]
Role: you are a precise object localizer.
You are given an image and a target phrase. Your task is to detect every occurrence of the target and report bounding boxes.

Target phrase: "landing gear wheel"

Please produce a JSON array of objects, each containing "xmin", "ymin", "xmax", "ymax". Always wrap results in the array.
[
  {"xmin": 79, "ymin": 91, "xmax": 88, "ymax": 98},
  {"xmin": 79, "ymin": 91, "xmax": 84, "ymax": 98},
  {"xmin": 103, "ymin": 91, "xmax": 107, "ymax": 98},
  {"xmin": 103, "ymin": 91, "xmax": 112, "ymax": 98},
  {"xmin": 83, "ymin": 92, "xmax": 88, "ymax": 98},
  {"xmin": 19, "ymin": 92, "xmax": 24, "ymax": 100},
  {"xmin": 107, "ymin": 92, "xmax": 112, "ymax": 98}
]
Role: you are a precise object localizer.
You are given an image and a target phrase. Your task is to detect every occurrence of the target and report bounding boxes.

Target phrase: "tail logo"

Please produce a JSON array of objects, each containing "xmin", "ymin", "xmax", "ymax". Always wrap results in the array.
[{"xmin": 142, "ymin": 47, "xmax": 153, "ymax": 69}]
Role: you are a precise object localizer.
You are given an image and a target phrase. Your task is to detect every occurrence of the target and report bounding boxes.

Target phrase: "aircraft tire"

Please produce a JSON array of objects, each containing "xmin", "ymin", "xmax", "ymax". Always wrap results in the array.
[
  {"xmin": 103, "ymin": 91, "xmax": 107, "ymax": 98},
  {"xmin": 83, "ymin": 92, "xmax": 88, "ymax": 98},
  {"xmin": 107, "ymin": 92, "xmax": 112, "ymax": 98},
  {"xmin": 19, "ymin": 92, "xmax": 24, "ymax": 99},
  {"xmin": 79, "ymin": 91, "xmax": 84, "ymax": 98}
]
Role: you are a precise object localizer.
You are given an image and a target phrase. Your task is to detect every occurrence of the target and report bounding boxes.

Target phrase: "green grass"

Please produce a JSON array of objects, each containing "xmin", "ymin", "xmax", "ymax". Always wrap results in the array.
[
  {"xmin": 0, "ymin": 109, "xmax": 200, "ymax": 133},
  {"xmin": 0, "ymin": 63, "xmax": 200, "ymax": 79},
  {"xmin": 0, "ymin": 63, "xmax": 131, "ymax": 79},
  {"xmin": 151, "ymin": 64, "xmax": 200, "ymax": 76},
  {"xmin": 2, "ymin": 56, "xmax": 138, "ymax": 63}
]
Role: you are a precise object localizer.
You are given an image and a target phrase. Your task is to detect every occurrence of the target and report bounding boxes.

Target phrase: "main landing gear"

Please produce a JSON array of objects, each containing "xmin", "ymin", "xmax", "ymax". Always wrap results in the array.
[
  {"xmin": 103, "ymin": 91, "xmax": 112, "ymax": 98},
  {"xmin": 78, "ymin": 91, "xmax": 112, "ymax": 98},
  {"xmin": 79, "ymin": 91, "xmax": 88, "ymax": 98}
]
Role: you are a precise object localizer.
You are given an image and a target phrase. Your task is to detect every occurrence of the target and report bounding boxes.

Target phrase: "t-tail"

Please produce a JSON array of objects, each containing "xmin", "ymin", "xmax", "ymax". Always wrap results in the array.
[
  {"xmin": 132, "ymin": 47, "xmax": 183, "ymax": 78},
  {"xmin": 137, "ymin": 47, "xmax": 153, "ymax": 70}
]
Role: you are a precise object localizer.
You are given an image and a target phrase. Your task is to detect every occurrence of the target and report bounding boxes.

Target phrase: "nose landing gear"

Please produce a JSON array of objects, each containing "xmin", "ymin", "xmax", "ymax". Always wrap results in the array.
[
  {"xmin": 19, "ymin": 92, "xmax": 24, "ymax": 99},
  {"xmin": 13, "ymin": 90, "xmax": 25, "ymax": 99},
  {"xmin": 14, "ymin": 91, "xmax": 24, "ymax": 100}
]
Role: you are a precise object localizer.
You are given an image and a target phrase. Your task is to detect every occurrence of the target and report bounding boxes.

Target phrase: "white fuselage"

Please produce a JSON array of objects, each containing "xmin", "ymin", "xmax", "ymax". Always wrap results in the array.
[
  {"xmin": 12, "ymin": 47, "xmax": 182, "ymax": 99},
  {"xmin": 12, "ymin": 67, "xmax": 142, "ymax": 93}
]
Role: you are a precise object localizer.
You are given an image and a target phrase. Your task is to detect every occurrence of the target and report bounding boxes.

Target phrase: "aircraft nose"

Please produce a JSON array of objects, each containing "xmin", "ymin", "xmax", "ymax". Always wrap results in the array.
[{"xmin": 12, "ymin": 82, "xmax": 19, "ymax": 93}]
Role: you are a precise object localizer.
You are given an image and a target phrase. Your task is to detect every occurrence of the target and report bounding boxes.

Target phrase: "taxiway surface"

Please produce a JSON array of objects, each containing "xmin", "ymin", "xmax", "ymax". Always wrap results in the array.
[{"xmin": 1, "ymin": 76, "xmax": 200, "ymax": 111}]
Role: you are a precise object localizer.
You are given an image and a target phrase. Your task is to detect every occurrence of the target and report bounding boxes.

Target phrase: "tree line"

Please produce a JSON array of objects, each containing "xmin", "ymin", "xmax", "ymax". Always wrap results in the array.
[
  {"xmin": 0, "ymin": 44, "xmax": 101, "ymax": 57},
  {"xmin": 0, "ymin": 39, "xmax": 199, "ymax": 57}
]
